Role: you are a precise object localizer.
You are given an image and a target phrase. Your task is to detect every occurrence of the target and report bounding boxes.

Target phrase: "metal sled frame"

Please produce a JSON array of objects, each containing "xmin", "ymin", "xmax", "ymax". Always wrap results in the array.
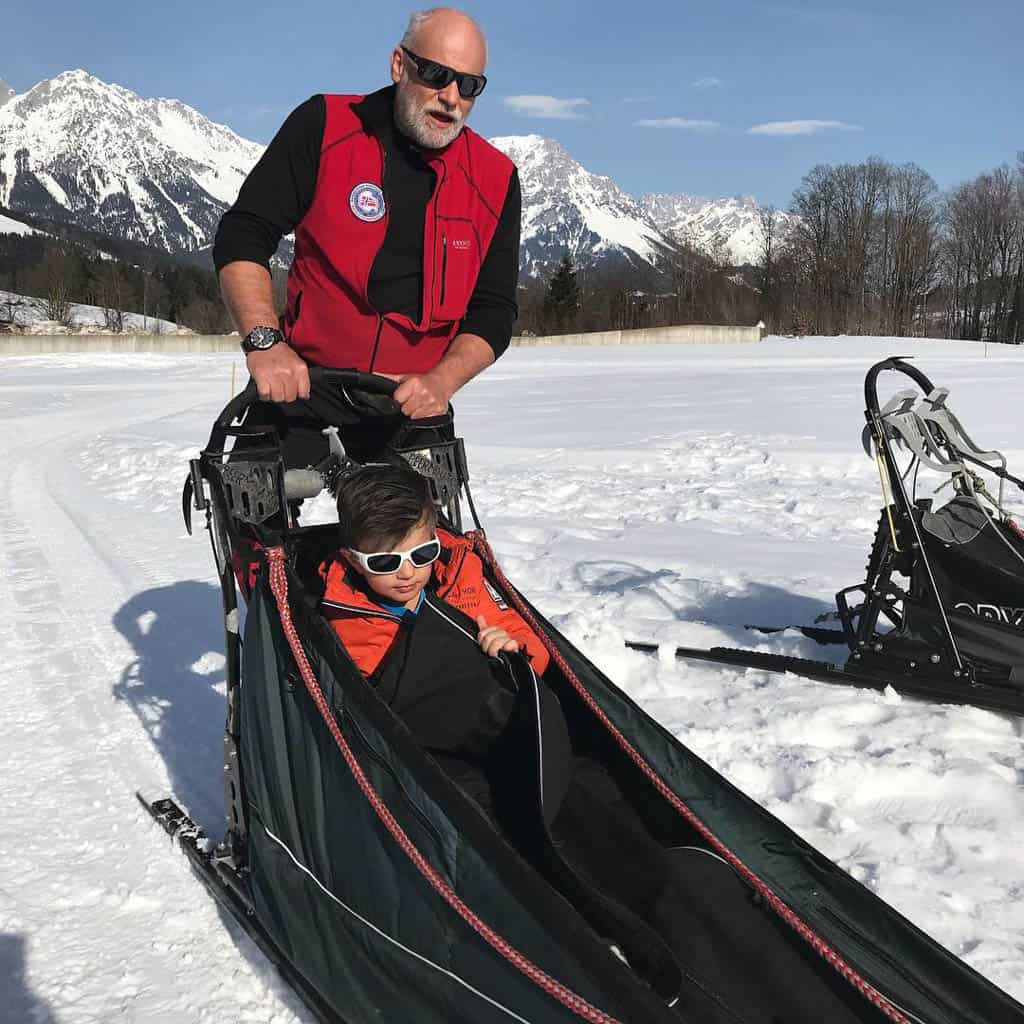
[
  {"xmin": 836, "ymin": 357, "xmax": 1024, "ymax": 691},
  {"xmin": 180, "ymin": 369, "xmax": 476, "ymax": 869},
  {"xmin": 627, "ymin": 357, "xmax": 1024, "ymax": 715}
]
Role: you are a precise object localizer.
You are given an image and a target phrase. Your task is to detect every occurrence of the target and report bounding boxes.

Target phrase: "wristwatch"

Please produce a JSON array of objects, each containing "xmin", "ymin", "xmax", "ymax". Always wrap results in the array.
[{"xmin": 241, "ymin": 326, "xmax": 284, "ymax": 353}]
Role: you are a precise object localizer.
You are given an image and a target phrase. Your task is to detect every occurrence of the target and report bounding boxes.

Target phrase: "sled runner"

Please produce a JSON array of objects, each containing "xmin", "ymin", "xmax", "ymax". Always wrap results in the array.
[
  {"xmin": 631, "ymin": 357, "xmax": 1024, "ymax": 715},
  {"xmin": 141, "ymin": 367, "xmax": 1023, "ymax": 1024}
]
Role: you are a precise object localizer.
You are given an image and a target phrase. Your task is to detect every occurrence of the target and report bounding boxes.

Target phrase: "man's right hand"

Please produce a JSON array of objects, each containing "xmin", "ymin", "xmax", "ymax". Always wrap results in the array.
[{"xmin": 246, "ymin": 343, "xmax": 311, "ymax": 402}]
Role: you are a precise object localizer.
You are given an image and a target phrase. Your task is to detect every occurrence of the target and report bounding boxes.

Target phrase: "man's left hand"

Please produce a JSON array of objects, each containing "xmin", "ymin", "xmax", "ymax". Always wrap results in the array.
[{"xmin": 390, "ymin": 371, "xmax": 453, "ymax": 419}]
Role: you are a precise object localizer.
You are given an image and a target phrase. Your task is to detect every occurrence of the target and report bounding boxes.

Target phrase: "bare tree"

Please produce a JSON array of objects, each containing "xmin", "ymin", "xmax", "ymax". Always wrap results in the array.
[
  {"xmin": 880, "ymin": 164, "xmax": 940, "ymax": 336},
  {"xmin": 31, "ymin": 247, "xmax": 76, "ymax": 326},
  {"xmin": 96, "ymin": 263, "xmax": 126, "ymax": 332},
  {"xmin": 941, "ymin": 165, "xmax": 1024, "ymax": 342},
  {"xmin": 756, "ymin": 206, "xmax": 782, "ymax": 329}
]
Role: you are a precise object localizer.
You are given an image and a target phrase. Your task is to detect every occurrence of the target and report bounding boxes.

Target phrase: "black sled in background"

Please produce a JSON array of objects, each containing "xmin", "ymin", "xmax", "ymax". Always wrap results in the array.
[
  {"xmin": 629, "ymin": 357, "xmax": 1024, "ymax": 715},
  {"xmin": 141, "ymin": 368, "xmax": 1023, "ymax": 1024}
]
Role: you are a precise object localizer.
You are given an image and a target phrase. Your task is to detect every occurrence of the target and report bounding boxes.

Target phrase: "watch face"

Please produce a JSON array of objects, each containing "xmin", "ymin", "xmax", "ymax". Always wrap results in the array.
[{"xmin": 244, "ymin": 327, "xmax": 283, "ymax": 351}]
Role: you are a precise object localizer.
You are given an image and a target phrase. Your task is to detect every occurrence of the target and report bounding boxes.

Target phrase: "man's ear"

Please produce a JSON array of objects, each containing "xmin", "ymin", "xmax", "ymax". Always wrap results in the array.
[{"xmin": 390, "ymin": 47, "xmax": 403, "ymax": 85}]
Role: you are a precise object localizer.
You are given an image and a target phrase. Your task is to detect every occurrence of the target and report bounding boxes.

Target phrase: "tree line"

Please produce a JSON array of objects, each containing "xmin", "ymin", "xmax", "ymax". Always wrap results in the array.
[
  {"xmin": 519, "ymin": 241, "xmax": 760, "ymax": 338},
  {"xmin": 0, "ymin": 231, "xmax": 232, "ymax": 333},
  {"xmin": 757, "ymin": 153, "xmax": 1024, "ymax": 342}
]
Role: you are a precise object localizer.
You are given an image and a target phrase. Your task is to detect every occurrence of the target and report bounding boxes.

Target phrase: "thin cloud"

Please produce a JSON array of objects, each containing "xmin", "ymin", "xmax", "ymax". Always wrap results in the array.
[
  {"xmin": 749, "ymin": 119, "xmax": 863, "ymax": 136},
  {"xmin": 503, "ymin": 95, "xmax": 590, "ymax": 120},
  {"xmin": 690, "ymin": 76, "xmax": 724, "ymax": 90},
  {"xmin": 223, "ymin": 104, "xmax": 288, "ymax": 119},
  {"xmin": 756, "ymin": 3, "xmax": 874, "ymax": 26},
  {"xmin": 635, "ymin": 117, "xmax": 720, "ymax": 131},
  {"xmin": 619, "ymin": 95, "xmax": 657, "ymax": 105}
]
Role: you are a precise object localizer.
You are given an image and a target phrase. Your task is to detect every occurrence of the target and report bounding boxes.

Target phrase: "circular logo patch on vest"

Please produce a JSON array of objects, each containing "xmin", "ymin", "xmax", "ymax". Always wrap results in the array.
[{"xmin": 349, "ymin": 182, "xmax": 386, "ymax": 223}]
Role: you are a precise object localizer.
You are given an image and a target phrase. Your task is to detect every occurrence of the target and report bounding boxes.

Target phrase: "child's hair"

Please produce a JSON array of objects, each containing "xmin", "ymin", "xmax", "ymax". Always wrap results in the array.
[{"xmin": 337, "ymin": 464, "xmax": 437, "ymax": 550}]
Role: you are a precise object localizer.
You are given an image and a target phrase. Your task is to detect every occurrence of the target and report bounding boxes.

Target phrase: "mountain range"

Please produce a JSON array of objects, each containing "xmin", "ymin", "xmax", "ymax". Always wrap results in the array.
[{"xmin": 0, "ymin": 70, "xmax": 789, "ymax": 284}]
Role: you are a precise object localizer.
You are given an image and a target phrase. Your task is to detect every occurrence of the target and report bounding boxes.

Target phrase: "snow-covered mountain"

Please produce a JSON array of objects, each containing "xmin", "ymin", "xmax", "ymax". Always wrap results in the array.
[
  {"xmin": 0, "ymin": 70, "xmax": 263, "ymax": 253},
  {"xmin": 0, "ymin": 70, "xmax": 783, "ymax": 280},
  {"xmin": 490, "ymin": 134, "xmax": 684, "ymax": 285},
  {"xmin": 639, "ymin": 192, "xmax": 796, "ymax": 267}
]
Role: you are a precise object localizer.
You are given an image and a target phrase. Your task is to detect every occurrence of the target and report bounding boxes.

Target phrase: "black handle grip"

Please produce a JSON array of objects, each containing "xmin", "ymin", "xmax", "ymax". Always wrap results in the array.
[
  {"xmin": 864, "ymin": 357, "xmax": 936, "ymax": 416},
  {"xmin": 214, "ymin": 368, "xmax": 398, "ymax": 430},
  {"xmin": 206, "ymin": 367, "xmax": 401, "ymax": 452}
]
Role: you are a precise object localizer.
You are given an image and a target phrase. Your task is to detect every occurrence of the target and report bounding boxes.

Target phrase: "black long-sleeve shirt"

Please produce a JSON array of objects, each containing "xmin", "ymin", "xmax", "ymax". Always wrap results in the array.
[{"xmin": 213, "ymin": 89, "xmax": 521, "ymax": 359}]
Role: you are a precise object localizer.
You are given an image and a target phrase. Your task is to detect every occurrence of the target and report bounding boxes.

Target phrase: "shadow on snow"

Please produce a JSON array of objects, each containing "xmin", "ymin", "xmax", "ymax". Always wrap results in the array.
[
  {"xmin": 574, "ymin": 559, "xmax": 832, "ymax": 642},
  {"xmin": 0, "ymin": 933, "xmax": 59, "ymax": 1024},
  {"xmin": 111, "ymin": 584, "xmax": 314, "ymax": 1018},
  {"xmin": 112, "ymin": 580, "xmax": 229, "ymax": 837}
]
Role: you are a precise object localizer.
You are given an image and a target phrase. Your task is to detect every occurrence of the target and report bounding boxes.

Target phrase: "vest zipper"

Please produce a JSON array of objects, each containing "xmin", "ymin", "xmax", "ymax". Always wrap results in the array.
[
  {"xmin": 367, "ymin": 136, "xmax": 388, "ymax": 372},
  {"xmin": 440, "ymin": 234, "xmax": 448, "ymax": 306},
  {"xmin": 321, "ymin": 598, "xmax": 402, "ymax": 623},
  {"xmin": 428, "ymin": 162, "xmax": 447, "ymax": 325},
  {"xmin": 367, "ymin": 314, "xmax": 384, "ymax": 372}
]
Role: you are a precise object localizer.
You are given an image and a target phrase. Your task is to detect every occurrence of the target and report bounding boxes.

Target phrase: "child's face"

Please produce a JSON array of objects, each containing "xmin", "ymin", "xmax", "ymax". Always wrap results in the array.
[{"xmin": 345, "ymin": 517, "xmax": 436, "ymax": 609}]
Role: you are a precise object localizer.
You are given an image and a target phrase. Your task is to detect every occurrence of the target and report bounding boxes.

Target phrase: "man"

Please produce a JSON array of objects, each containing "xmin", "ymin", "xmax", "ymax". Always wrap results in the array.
[{"xmin": 213, "ymin": 8, "xmax": 520, "ymax": 464}]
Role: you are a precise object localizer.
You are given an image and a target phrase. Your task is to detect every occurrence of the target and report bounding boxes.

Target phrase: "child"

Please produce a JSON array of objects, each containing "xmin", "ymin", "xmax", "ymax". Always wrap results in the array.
[
  {"xmin": 320, "ymin": 464, "xmax": 549, "ymax": 787},
  {"xmin": 321, "ymin": 463, "xmax": 549, "ymax": 677}
]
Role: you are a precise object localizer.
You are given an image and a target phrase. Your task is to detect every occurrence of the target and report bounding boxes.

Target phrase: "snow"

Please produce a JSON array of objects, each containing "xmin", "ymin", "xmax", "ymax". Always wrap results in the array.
[
  {"xmin": 0, "ymin": 69, "xmax": 264, "ymax": 250},
  {"xmin": 1, "ymin": 335, "xmax": 1022, "ymax": 1019},
  {"xmin": 0, "ymin": 212, "xmax": 38, "ymax": 236},
  {"xmin": 491, "ymin": 133, "xmax": 677, "ymax": 276},
  {"xmin": 0, "ymin": 289, "xmax": 190, "ymax": 334}
]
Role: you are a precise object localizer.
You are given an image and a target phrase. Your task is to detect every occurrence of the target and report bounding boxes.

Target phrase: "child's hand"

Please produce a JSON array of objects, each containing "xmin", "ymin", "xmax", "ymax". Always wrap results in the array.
[{"xmin": 476, "ymin": 614, "xmax": 520, "ymax": 658}]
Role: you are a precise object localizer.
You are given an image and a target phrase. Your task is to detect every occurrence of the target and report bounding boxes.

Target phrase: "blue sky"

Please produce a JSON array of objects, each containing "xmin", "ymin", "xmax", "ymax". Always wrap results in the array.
[{"xmin": 4, "ymin": 1, "xmax": 1021, "ymax": 206}]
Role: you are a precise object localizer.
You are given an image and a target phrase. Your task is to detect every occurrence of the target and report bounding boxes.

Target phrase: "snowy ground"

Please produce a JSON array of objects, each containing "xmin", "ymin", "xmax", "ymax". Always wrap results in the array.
[{"xmin": 1, "ymin": 336, "xmax": 1022, "ymax": 1021}]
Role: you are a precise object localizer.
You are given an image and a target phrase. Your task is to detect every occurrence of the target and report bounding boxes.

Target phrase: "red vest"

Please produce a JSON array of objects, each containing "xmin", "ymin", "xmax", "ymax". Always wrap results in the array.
[{"xmin": 283, "ymin": 93, "xmax": 514, "ymax": 372}]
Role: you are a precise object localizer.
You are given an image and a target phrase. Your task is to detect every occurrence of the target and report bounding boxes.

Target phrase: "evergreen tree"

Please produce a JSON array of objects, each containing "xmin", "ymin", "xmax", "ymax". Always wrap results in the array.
[{"xmin": 542, "ymin": 254, "xmax": 580, "ymax": 334}]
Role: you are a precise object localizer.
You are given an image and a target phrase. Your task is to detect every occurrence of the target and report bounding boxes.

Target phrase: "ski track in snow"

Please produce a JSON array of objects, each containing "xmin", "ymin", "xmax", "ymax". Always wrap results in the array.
[{"xmin": 1, "ymin": 337, "xmax": 1022, "ymax": 1020}]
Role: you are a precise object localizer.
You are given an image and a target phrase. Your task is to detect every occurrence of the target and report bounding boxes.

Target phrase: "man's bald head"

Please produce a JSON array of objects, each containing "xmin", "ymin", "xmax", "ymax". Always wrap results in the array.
[
  {"xmin": 391, "ymin": 8, "xmax": 489, "ymax": 149},
  {"xmin": 401, "ymin": 8, "xmax": 488, "ymax": 69}
]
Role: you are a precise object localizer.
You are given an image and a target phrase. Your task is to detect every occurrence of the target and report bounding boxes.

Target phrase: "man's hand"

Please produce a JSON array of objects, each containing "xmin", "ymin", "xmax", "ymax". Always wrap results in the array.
[
  {"xmin": 390, "ymin": 370, "xmax": 453, "ymax": 419},
  {"xmin": 476, "ymin": 615, "xmax": 520, "ymax": 658},
  {"xmin": 247, "ymin": 343, "xmax": 311, "ymax": 403}
]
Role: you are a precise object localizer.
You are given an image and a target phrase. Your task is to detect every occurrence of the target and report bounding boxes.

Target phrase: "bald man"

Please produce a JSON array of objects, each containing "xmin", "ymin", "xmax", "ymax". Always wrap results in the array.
[{"xmin": 213, "ymin": 8, "xmax": 520, "ymax": 466}]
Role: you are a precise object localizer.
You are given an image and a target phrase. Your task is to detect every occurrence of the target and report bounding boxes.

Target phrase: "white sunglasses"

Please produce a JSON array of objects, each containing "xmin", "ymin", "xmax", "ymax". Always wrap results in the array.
[{"xmin": 348, "ymin": 536, "xmax": 442, "ymax": 575}]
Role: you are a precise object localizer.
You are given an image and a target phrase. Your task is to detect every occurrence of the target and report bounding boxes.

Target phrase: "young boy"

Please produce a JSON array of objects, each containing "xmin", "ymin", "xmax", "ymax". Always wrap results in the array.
[
  {"xmin": 320, "ymin": 464, "xmax": 549, "ymax": 788},
  {"xmin": 321, "ymin": 463, "xmax": 548, "ymax": 675}
]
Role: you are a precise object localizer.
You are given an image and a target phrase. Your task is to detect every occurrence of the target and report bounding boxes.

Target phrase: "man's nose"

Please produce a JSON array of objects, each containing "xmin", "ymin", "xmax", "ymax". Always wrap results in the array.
[
  {"xmin": 397, "ymin": 558, "xmax": 416, "ymax": 579},
  {"xmin": 436, "ymin": 80, "xmax": 460, "ymax": 107}
]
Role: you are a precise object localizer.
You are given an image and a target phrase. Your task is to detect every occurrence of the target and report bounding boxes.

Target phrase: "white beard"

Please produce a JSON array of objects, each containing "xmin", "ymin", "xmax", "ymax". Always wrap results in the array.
[{"xmin": 393, "ymin": 80, "xmax": 465, "ymax": 149}]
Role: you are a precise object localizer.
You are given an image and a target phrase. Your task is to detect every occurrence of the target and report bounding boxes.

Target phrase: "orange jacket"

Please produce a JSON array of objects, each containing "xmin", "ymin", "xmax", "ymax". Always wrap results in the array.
[{"xmin": 320, "ymin": 530, "xmax": 550, "ymax": 677}]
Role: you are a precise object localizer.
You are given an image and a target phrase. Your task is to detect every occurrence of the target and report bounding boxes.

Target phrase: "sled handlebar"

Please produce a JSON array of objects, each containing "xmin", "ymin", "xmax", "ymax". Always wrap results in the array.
[
  {"xmin": 864, "ymin": 357, "xmax": 936, "ymax": 416},
  {"xmin": 216, "ymin": 368, "xmax": 398, "ymax": 428},
  {"xmin": 203, "ymin": 368, "xmax": 400, "ymax": 454}
]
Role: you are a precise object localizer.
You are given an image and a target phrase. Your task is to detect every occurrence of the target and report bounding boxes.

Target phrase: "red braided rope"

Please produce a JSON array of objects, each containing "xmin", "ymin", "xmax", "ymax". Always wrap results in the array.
[
  {"xmin": 470, "ymin": 533, "xmax": 913, "ymax": 1024},
  {"xmin": 264, "ymin": 547, "xmax": 623, "ymax": 1024}
]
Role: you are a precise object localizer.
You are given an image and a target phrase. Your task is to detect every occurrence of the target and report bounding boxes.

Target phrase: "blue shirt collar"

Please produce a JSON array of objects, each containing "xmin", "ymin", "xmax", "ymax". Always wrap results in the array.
[{"xmin": 371, "ymin": 590, "xmax": 424, "ymax": 617}]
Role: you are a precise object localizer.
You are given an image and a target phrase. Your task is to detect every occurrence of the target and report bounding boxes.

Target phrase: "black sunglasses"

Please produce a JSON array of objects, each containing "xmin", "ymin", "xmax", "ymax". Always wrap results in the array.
[{"xmin": 400, "ymin": 46, "xmax": 487, "ymax": 99}]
